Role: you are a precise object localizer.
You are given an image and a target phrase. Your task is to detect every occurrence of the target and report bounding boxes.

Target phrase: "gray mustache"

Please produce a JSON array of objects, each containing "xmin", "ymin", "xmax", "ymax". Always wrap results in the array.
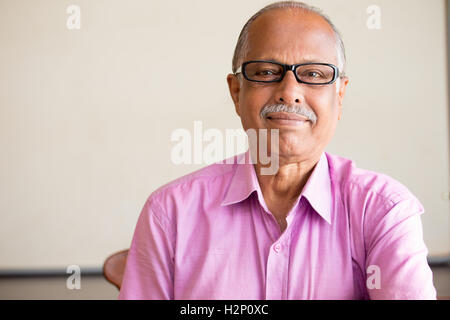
[{"xmin": 260, "ymin": 104, "xmax": 317, "ymax": 124}]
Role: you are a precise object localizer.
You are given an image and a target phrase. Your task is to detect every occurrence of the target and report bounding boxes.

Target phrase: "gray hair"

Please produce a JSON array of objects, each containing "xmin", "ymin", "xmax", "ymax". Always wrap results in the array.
[{"xmin": 231, "ymin": 1, "xmax": 346, "ymax": 76}]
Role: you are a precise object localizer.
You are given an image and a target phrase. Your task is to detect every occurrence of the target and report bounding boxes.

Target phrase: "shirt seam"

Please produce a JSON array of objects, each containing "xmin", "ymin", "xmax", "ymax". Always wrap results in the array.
[
  {"xmin": 150, "ymin": 197, "xmax": 166, "ymax": 223},
  {"xmin": 151, "ymin": 165, "xmax": 236, "ymax": 201},
  {"xmin": 147, "ymin": 196, "xmax": 176, "ymax": 270},
  {"xmin": 344, "ymin": 178, "xmax": 410, "ymax": 207}
]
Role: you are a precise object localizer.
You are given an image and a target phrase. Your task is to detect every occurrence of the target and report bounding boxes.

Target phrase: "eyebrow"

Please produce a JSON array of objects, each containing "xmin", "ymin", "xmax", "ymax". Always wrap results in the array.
[{"xmin": 255, "ymin": 57, "xmax": 328, "ymax": 64}]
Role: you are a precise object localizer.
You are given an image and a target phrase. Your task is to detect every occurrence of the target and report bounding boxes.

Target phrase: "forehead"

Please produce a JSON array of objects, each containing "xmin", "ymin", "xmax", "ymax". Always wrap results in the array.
[{"xmin": 246, "ymin": 8, "xmax": 338, "ymax": 65}]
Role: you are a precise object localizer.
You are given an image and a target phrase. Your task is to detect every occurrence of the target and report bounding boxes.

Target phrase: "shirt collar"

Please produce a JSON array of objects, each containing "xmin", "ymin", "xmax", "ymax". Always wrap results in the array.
[
  {"xmin": 221, "ymin": 150, "xmax": 332, "ymax": 225},
  {"xmin": 300, "ymin": 152, "xmax": 332, "ymax": 224},
  {"xmin": 221, "ymin": 151, "xmax": 260, "ymax": 207}
]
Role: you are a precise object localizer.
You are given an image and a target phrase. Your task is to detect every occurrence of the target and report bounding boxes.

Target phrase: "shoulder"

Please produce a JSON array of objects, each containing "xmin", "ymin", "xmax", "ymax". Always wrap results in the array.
[
  {"xmin": 143, "ymin": 154, "xmax": 240, "ymax": 220},
  {"xmin": 325, "ymin": 152, "xmax": 425, "ymax": 255},
  {"xmin": 325, "ymin": 152, "xmax": 425, "ymax": 249},
  {"xmin": 152, "ymin": 160, "xmax": 235, "ymax": 199},
  {"xmin": 325, "ymin": 152, "xmax": 421, "ymax": 208}
]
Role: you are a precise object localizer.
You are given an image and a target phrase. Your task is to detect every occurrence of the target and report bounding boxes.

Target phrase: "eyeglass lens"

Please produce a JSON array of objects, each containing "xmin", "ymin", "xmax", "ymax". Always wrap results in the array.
[{"xmin": 244, "ymin": 61, "xmax": 335, "ymax": 84}]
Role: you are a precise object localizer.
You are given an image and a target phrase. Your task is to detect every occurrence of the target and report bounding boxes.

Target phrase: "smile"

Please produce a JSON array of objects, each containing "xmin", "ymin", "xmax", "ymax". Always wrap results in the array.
[{"xmin": 265, "ymin": 112, "xmax": 309, "ymax": 126}]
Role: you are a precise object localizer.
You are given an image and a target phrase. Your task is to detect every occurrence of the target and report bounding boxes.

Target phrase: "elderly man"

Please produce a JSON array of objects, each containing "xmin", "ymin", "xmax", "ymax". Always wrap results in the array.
[{"xmin": 119, "ymin": 1, "xmax": 436, "ymax": 299}]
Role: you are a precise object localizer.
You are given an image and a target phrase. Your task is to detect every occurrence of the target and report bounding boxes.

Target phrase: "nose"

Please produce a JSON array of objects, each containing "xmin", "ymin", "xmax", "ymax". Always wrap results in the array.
[{"xmin": 275, "ymin": 70, "xmax": 304, "ymax": 105}]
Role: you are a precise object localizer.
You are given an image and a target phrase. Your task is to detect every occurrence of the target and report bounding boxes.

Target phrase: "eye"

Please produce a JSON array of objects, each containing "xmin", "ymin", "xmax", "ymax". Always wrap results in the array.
[
  {"xmin": 298, "ymin": 68, "xmax": 327, "ymax": 79},
  {"xmin": 307, "ymin": 71, "xmax": 320, "ymax": 78},
  {"xmin": 296, "ymin": 64, "xmax": 335, "ymax": 83},
  {"xmin": 256, "ymin": 69, "xmax": 279, "ymax": 76},
  {"xmin": 303, "ymin": 70, "xmax": 326, "ymax": 78}
]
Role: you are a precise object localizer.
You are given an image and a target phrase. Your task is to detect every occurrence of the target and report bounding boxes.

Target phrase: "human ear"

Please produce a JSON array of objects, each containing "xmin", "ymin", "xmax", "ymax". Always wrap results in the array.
[
  {"xmin": 337, "ymin": 77, "xmax": 349, "ymax": 121},
  {"xmin": 337, "ymin": 76, "xmax": 349, "ymax": 106},
  {"xmin": 227, "ymin": 73, "xmax": 241, "ymax": 116}
]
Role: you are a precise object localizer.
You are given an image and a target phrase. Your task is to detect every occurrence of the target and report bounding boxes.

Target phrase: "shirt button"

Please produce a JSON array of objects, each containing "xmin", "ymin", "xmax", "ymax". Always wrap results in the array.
[{"xmin": 274, "ymin": 243, "xmax": 281, "ymax": 253}]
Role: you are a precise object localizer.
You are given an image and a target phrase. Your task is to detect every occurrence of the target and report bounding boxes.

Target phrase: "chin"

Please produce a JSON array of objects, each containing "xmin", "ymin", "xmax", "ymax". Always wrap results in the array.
[{"xmin": 274, "ymin": 144, "xmax": 307, "ymax": 158}]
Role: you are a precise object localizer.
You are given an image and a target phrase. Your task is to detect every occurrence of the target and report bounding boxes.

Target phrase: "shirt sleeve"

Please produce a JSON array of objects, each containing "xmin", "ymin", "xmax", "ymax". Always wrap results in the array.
[
  {"xmin": 364, "ymin": 196, "xmax": 437, "ymax": 300},
  {"xmin": 118, "ymin": 196, "xmax": 175, "ymax": 299}
]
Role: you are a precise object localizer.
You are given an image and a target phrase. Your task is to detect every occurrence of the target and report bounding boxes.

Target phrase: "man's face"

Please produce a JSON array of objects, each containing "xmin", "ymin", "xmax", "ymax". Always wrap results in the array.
[{"xmin": 227, "ymin": 9, "xmax": 349, "ymax": 163}]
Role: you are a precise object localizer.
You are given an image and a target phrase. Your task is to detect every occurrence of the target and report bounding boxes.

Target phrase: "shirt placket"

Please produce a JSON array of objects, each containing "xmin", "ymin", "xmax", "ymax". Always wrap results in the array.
[
  {"xmin": 256, "ymin": 193, "xmax": 296, "ymax": 300},
  {"xmin": 266, "ymin": 237, "xmax": 290, "ymax": 299},
  {"xmin": 263, "ymin": 199, "xmax": 299, "ymax": 300}
]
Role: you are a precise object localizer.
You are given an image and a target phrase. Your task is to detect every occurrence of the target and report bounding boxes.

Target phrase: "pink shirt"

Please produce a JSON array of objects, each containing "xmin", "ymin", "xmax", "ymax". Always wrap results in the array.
[{"xmin": 119, "ymin": 151, "xmax": 436, "ymax": 299}]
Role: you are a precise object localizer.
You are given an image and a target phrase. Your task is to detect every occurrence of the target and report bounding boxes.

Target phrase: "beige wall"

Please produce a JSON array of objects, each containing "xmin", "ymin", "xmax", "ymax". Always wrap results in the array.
[{"xmin": 0, "ymin": 0, "xmax": 448, "ymax": 269}]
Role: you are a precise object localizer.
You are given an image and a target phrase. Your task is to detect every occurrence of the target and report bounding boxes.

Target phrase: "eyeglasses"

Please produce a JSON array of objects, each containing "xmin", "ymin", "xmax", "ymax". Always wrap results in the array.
[{"xmin": 235, "ymin": 60, "xmax": 340, "ymax": 85}]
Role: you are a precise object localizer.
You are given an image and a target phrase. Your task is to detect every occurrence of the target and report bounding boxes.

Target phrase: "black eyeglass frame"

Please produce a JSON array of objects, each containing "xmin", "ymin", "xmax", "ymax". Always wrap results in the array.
[{"xmin": 235, "ymin": 60, "xmax": 341, "ymax": 85}]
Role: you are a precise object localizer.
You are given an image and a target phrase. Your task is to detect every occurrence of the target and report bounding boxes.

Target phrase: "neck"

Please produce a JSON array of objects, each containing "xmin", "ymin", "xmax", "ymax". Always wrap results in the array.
[
  {"xmin": 253, "ymin": 152, "xmax": 322, "ymax": 229},
  {"xmin": 256, "ymin": 156, "xmax": 318, "ymax": 199}
]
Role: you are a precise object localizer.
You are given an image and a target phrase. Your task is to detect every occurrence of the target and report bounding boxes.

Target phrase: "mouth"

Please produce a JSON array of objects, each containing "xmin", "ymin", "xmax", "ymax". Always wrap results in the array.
[{"xmin": 265, "ymin": 112, "xmax": 309, "ymax": 126}]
